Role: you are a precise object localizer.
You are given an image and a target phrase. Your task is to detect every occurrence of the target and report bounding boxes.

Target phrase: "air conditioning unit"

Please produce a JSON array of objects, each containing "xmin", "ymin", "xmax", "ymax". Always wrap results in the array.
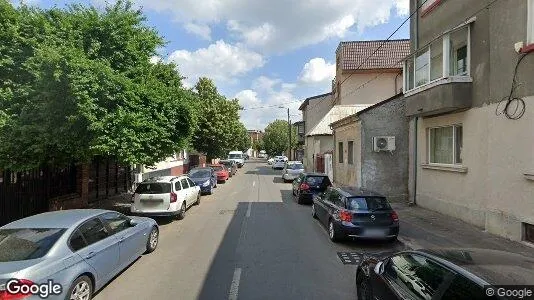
[{"xmin": 373, "ymin": 136, "xmax": 396, "ymax": 152}]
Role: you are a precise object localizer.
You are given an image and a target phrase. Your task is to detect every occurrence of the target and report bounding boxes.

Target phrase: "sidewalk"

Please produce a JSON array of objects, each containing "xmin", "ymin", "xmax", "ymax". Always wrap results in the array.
[
  {"xmin": 393, "ymin": 203, "xmax": 534, "ymax": 258},
  {"xmin": 88, "ymin": 192, "xmax": 132, "ymax": 215}
]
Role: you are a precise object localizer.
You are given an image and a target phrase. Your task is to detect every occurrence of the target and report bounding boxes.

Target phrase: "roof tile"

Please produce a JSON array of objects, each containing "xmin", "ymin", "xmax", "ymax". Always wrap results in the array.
[{"xmin": 337, "ymin": 39, "xmax": 410, "ymax": 70}]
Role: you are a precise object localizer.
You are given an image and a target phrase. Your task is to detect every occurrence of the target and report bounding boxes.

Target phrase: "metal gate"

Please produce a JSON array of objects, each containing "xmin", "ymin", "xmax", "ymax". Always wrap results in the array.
[
  {"xmin": 88, "ymin": 157, "xmax": 132, "ymax": 203},
  {"xmin": 315, "ymin": 154, "xmax": 325, "ymax": 173}
]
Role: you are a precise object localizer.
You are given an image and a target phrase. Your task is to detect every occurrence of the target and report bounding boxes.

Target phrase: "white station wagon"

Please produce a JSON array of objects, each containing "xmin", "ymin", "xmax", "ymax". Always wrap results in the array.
[{"xmin": 131, "ymin": 176, "xmax": 201, "ymax": 220}]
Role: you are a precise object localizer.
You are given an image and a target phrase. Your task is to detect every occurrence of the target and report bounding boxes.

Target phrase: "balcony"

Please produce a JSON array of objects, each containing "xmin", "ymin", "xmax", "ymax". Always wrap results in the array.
[{"xmin": 403, "ymin": 21, "xmax": 474, "ymax": 117}]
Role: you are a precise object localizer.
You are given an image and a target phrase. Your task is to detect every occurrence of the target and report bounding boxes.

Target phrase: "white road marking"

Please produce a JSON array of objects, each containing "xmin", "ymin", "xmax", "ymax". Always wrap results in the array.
[
  {"xmin": 252, "ymin": 181, "xmax": 256, "ymax": 187},
  {"xmin": 246, "ymin": 201, "xmax": 252, "ymax": 218},
  {"xmin": 228, "ymin": 268, "xmax": 242, "ymax": 300}
]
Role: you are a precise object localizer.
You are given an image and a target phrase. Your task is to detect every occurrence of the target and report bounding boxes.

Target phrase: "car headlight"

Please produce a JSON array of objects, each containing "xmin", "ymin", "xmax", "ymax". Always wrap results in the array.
[{"xmin": 202, "ymin": 180, "xmax": 210, "ymax": 187}]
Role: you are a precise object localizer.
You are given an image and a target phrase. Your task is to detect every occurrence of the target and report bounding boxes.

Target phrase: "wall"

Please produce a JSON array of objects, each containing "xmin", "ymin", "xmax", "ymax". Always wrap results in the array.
[
  {"xmin": 333, "ymin": 122, "xmax": 360, "ymax": 186},
  {"xmin": 414, "ymin": 97, "xmax": 534, "ymax": 241},
  {"xmin": 303, "ymin": 94, "xmax": 333, "ymax": 135},
  {"xmin": 360, "ymin": 97, "xmax": 410, "ymax": 203},
  {"xmin": 304, "ymin": 136, "xmax": 334, "ymax": 172},
  {"xmin": 338, "ymin": 72, "xmax": 402, "ymax": 106}
]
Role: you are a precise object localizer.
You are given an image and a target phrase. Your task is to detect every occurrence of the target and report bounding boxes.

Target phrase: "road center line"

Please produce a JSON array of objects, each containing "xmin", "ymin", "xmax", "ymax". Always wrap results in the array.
[
  {"xmin": 252, "ymin": 180, "xmax": 256, "ymax": 187},
  {"xmin": 228, "ymin": 267, "xmax": 242, "ymax": 300}
]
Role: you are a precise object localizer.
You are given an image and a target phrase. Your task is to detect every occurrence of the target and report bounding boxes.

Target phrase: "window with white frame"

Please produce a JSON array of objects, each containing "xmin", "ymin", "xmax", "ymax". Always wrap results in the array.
[
  {"xmin": 528, "ymin": 0, "xmax": 534, "ymax": 44},
  {"xmin": 404, "ymin": 25, "xmax": 470, "ymax": 92},
  {"xmin": 428, "ymin": 125, "xmax": 463, "ymax": 165}
]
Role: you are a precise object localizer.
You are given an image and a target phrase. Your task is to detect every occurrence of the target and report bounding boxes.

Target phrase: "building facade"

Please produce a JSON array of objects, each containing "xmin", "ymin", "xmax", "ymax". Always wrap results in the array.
[
  {"xmin": 331, "ymin": 94, "xmax": 410, "ymax": 202},
  {"xmin": 404, "ymin": 0, "xmax": 534, "ymax": 242}
]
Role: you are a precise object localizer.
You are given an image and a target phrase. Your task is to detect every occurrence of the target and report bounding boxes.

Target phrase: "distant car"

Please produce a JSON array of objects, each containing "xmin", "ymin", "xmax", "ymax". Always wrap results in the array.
[
  {"xmin": 312, "ymin": 186, "xmax": 399, "ymax": 243},
  {"xmin": 355, "ymin": 248, "xmax": 534, "ymax": 300},
  {"xmin": 131, "ymin": 176, "xmax": 201, "ymax": 219},
  {"xmin": 272, "ymin": 159, "xmax": 285, "ymax": 170},
  {"xmin": 188, "ymin": 167, "xmax": 217, "ymax": 195},
  {"xmin": 0, "ymin": 209, "xmax": 159, "ymax": 300},
  {"xmin": 282, "ymin": 156, "xmax": 288, "ymax": 162},
  {"xmin": 292, "ymin": 173, "xmax": 332, "ymax": 204},
  {"xmin": 209, "ymin": 164, "xmax": 230, "ymax": 183},
  {"xmin": 282, "ymin": 161, "xmax": 305, "ymax": 182},
  {"xmin": 259, "ymin": 151, "xmax": 267, "ymax": 158},
  {"xmin": 267, "ymin": 157, "xmax": 274, "ymax": 165},
  {"xmin": 220, "ymin": 160, "xmax": 237, "ymax": 177},
  {"xmin": 228, "ymin": 151, "xmax": 245, "ymax": 168}
]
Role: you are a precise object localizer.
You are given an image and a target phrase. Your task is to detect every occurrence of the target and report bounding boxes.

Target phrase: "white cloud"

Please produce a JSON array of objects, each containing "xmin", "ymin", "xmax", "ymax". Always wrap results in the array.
[
  {"xmin": 121, "ymin": 0, "xmax": 409, "ymax": 53},
  {"xmin": 149, "ymin": 56, "xmax": 162, "ymax": 64},
  {"xmin": 299, "ymin": 58, "xmax": 336, "ymax": 84},
  {"xmin": 167, "ymin": 40, "xmax": 265, "ymax": 87},
  {"xmin": 184, "ymin": 22, "xmax": 212, "ymax": 40}
]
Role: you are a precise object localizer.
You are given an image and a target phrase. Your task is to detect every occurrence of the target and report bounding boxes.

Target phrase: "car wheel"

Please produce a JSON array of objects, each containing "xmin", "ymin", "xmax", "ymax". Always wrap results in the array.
[
  {"xmin": 312, "ymin": 204, "xmax": 318, "ymax": 219},
  {"xmin": 145, "ymin": 226, "xmax": 159, "ymax": 254},
  {"xmin": 195, "ymin": 193, "xmax": 201, "ymax": 205},
  {"xmin": 328, "ymin": 219, "xmax": 341, "ymax": 243},
  {"xmin": 296, "ymin": 194, "xmax": 302, "ymax": 204},
  {"xmin": 177, "ymin": 202, "xmax": 186, "ymax": 220},
  {"xmin": 66, "ymin": 275, "xmax": 93, "ymax": 300},
  {"xmin": 356, "ymin": 272, "xmax": 373, "ymax": 300}
]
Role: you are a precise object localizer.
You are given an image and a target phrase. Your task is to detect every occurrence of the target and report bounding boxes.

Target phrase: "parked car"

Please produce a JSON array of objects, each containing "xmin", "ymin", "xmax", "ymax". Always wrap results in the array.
[
  {"xmin": 220, "ymin": 160, "xmax": 237, "ymax": 177},
  {"xmin": 209, "ymin": 164, "xmax": 230, "ymax": 183},
  {"xmin": 292, "ymin": 173, "xmax": 332, "ymax": 204},
  {"xmin": 282, "ymin": 161, "xmax": 305, "ymax": 182},
  {"xmin": 267, "ymin": 157, "xmax": 274, "ymax": 165},
  {"xmin": 188, "ymin": 167, "xmax": 217, "ymax": 194},
  {"xmin": 0, "ymin": 209, "xmax": 159, "ymax": 300},
  {"xmin": 312, "ymin": 186, "xmax": 399, "ymax": 243},
  {"xmin": 228, "ymin": 151, "xmax": 245, "ymax": 168},
  {"xmin": 272, "ymin": 159, "xmax": 286, "ymax": 170},
  {"xmin": 355, "ymin": 248, "xmax": 534, "ymax": 300},
  {"xmin": 259, "ymin": 150, "xmax": 267, "ymax": 158},
  {"xmin": 131, "ymin": 176, "xmax": 201, "ymax": 219}
]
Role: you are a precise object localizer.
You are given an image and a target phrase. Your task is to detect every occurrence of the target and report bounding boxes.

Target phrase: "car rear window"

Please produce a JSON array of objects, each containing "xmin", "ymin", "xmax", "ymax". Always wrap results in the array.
[
  {"xmin": 189, "ymin": 169, "xmax": 211, "ymax": 178},
  {"xmin": 347, "ymin": 197, "xmax": 391, "ymax": 211},
  {"xmin": 229, "ymin": 154, "xmax": 242, "ymax": 159},
  {"xmin": 0, "ymin": 228, "xmax": 66, "ymax": 262},
  {"xmin": 305, "ymin": 176, "xmax": 331, "ymax": 186},
  {"xmin": 289, "ymin": 164, "xmax": 304, "ymax": 170},
  {"xmin": 135, "ymin": 182, "xmax": 171, "ymax": 194}
]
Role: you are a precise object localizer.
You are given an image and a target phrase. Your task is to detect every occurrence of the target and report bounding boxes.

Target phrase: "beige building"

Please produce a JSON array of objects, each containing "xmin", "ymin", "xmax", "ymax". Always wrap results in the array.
[{"xmin": 404, "ymin": 0, "xmax": 534, "ymax": 243}]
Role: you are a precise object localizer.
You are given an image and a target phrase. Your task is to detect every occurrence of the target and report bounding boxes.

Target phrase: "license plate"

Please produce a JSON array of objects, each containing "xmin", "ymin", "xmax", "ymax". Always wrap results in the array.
[
  {"xmin": 141, "ymin": 198, "xmax": 163, "ymax": 202},
  {"xmin": 365, "ymin": 229, "xmax": 385, "ymax": 237}
]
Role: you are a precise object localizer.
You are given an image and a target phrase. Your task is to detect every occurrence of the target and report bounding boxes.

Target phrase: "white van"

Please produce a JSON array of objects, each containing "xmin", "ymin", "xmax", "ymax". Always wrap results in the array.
[{"xmin": 228, "ymin": 151, "xmax": 245, "ymax": 168}]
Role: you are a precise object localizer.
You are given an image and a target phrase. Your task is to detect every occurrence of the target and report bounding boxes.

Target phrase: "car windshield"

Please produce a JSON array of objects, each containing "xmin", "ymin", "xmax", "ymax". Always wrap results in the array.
[
  {"xmin": 221, "ymin": 161, "xmax": 232, "ymax": 167},
  {"xmin": 189, "ymin": 169, "xmax": 211, "ymax": 178},
  {"xmin": 211, "ymin": 166, "xmax": 223, "ymax": 171},
  {"xmin": 347, "ymin": 197, "xmax": 391, "ymax": 211},
  {"xmin": 229, "ymin": 154, "xmax": 242, "ymax": 159},
  {"xmin": 305, "ymin": 176, "xmax": 331, "ymax": 186},
  {"xmin": 0, "ymin": 228, "xmax": 66, "ymax": 262},
  {"xmin": 135, "ymin": 182, "xmax": 171, "ymax": 194},
  {"xmin": 288, "ymin": 164, "xmax": 304, "ymax": 170}
]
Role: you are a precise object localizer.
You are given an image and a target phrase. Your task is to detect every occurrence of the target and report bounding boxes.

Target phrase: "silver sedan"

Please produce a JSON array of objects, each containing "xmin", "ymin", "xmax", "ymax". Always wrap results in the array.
[
  {"xmin": 282, "ymin": 161, "xmax": 305, "ymax": 182},
  {"xmin": 0, "ymin": 209, "xmax": 159, "ymax": 300}
]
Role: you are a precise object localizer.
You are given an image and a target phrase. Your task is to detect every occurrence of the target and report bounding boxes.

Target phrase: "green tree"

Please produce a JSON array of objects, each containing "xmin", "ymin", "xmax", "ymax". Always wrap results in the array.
[
  {"xmin": 191, "ymin": 77, "xmax": 248, "ymax": 159},
  {"xmin": 0, "ymin": 0, "xmax": 196, "ymax": 170},
  {"xmin": 262, "ymin": 120, "xmax": 297, "ymax": 157},
  {"xmin": 252, "ymin": 138, "xmax": 264, "ymax": 152}
]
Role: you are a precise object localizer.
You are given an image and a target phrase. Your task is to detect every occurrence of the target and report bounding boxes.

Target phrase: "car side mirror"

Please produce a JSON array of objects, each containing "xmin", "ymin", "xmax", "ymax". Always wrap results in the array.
[
  {"xmin": 374, "ymin": 260, "xmax": 385, "ymax": 275},
  {"xmin": 129, "ymin": 219, "xmax": 138, "ymax": 227}
]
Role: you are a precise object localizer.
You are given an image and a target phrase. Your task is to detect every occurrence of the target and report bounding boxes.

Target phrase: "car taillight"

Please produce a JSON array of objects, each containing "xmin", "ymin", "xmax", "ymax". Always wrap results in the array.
[
  {"xmin": 170, "ymin": 192, "xmax": 177, "ymax": 203},
  {"xmin": 299, "ymin": 183, "xmax": 310, "ymax": 190},
  {"xmin": 339, "ymin": 210, "xmax": 352, "ymax": 222},
  {"xmin": 391, "ymin": 211, "xmax": 399, "ymax": 222},
  {"xmin": 0, "ymin": 279, "xmax": 34, "ymax": 300}
]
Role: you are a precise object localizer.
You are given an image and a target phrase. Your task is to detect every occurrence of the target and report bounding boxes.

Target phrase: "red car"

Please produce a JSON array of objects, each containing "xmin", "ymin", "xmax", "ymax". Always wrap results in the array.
[{"xmin": 209, "ymin": 164, "xmax": 230, "ymax": 183}]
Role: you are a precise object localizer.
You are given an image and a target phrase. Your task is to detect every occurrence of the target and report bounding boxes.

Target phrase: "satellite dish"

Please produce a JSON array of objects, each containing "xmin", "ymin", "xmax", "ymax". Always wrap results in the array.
[{"xmin": 376, "ymin": 138, "xmax": 388, "ymax": 149}]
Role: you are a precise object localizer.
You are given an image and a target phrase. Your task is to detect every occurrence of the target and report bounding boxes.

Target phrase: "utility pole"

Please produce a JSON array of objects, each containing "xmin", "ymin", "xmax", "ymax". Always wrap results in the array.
[{"xmin": 287, "ymin": 108, "xmax": 291, "ymax": 160}]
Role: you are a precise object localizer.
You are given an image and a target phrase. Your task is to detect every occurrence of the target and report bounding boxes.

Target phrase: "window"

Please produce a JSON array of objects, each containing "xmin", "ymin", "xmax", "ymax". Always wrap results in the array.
[
  {"xmin": 524, "ymin": 223, "xmax": 534, "ymax": 243},
  {"xmin": 404, "ymin": 25, "xmax": 470, "ymax": 92},
  {"xmin": 348, "ymin": 141, "xmax": 354, "ymax": 164},
  {"xmin": 78, "ymin": 218, "xmax": 109, "ymax": 246},
  {"xmin": 69, "ymin": 230, "xmax": 86, "ymax": 252},
  {"xmin": 135, "ymin": 182, "xmax": 171, "ymax": 194},
  {"xmin": 328, "ymin": 190, "xmax": 341, "ymax": 205},
  {"xmin": 175, "ymin": 181, "xmax": 182, "ymax": 191},
  {"xmin": 180, "ymin": 178, "xmax": 189, "ymax": 189},
  {"xmin": 100, "ymin": 212, "xmax": 130, "ymax": 234},
  {"xmin": 338, "ymin": 142, "xmax": 344, "ymax": 163},
  {"xmin": 428, "ymin": 125, "xmax": 463, "ymax": 165},
  {"xmin": 0, "ymin": 228, "xmax": 66, "ymax": 262},
  {"xmin": 346, "ymin": 197, "xmax": 391, "ymax": 211},
  {"xmin": 441, "ymin": 274, "xmax": 495, "ymax": 300},
  {"xmin": 384, "ymin": 254, "xmax": 454, "ymax": 300},
  {"xmin": 187, "ymin": 178, "xmax": 195, "ymax": 187}
]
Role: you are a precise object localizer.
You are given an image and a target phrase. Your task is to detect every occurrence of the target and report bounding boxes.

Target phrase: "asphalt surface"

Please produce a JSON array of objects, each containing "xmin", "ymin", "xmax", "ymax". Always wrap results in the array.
[{"xmin": 94, "ymin": 159, "xmax": 407, "ymax": 300}]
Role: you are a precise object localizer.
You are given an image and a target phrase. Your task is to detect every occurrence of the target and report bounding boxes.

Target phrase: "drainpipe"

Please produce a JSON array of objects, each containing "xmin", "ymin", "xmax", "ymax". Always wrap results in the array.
[
  {"xmin": 394, "ymin": 72, "xmax": 402, "ymax": 94},
  {"xmin": 411, "ymin": 2, "xmax": 419, "ymax": 205}
]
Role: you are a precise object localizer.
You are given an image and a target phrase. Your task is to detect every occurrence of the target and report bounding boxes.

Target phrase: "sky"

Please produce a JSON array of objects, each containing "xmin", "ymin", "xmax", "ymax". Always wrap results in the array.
[{"xmin": 15, "ymin": 0, "xmax": 410, "ymax": 131}]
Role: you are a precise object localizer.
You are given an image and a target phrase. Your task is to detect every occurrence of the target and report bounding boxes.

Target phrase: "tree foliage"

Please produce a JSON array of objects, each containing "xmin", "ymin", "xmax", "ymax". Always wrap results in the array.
[
  {"xmin": 262, "ymin": 120, "xmax": 297, "ymax": 157},
  {"xmin": 0, "ymin": 0, "xmax": 196, "ymax": 170},
  {"xmin": 191, "ymin": 78, "xmax": 250, "ymax": 159},
  {"xmin": 252, "ymin": 138, "xmax": 264, "ymax": 152}
]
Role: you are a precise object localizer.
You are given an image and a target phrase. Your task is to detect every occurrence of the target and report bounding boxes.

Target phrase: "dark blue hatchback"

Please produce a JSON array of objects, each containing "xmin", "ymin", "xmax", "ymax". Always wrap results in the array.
[{"xmin": 312, "ymin": 186, "xmax": 399, "ymax": 243}]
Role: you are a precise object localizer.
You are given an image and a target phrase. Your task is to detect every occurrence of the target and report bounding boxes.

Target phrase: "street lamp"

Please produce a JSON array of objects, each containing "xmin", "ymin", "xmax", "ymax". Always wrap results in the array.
[{"xmin": 278, "ymin": 106, "xmax": 291, "ymax": 159}]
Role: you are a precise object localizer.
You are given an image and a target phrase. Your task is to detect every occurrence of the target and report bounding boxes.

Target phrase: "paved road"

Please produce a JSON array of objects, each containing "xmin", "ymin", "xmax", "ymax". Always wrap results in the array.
[{"xmin": 94, "ymin": 160, "xmax": 407, "ymax": 300}]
